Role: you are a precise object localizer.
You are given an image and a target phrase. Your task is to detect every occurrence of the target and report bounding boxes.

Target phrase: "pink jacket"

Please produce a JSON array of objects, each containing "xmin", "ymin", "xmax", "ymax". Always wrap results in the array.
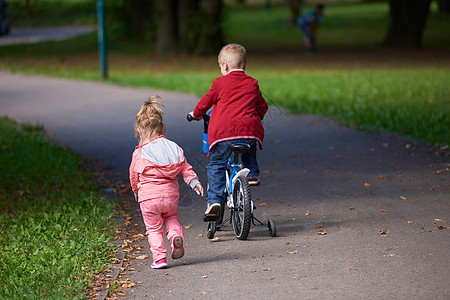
[{"xmin": 129, "ymin": 135, "xmax": 200, "ymax": 202}]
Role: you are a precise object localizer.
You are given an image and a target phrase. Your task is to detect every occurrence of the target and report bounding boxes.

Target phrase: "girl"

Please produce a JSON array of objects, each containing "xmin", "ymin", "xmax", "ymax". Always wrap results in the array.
[{"xmin": 129, "ymin": 95, "xmax": 204, "ymax": 269}]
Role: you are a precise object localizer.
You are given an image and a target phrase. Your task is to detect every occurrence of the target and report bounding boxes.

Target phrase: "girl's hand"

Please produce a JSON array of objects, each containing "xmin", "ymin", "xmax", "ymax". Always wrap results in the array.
[{"xmin": 194, "ymin": 183, "xmax": 204, "ymax": 196}]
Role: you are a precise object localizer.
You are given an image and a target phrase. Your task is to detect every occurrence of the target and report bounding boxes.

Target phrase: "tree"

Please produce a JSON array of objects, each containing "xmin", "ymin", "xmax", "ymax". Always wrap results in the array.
[
  {"xmin": 287, "ymin": 0, "xmax": 303, "ymax": 26},
  {"xmin": 384, "ymin": 0, "xmax": 431, "ymax": 48},
  {"xmin": 438, "ymin": 0, "xmax": 450, "ymax": 13},
  {"xmin": 155, "ymin": 0, "xmax": 224, "ymax": 54}
]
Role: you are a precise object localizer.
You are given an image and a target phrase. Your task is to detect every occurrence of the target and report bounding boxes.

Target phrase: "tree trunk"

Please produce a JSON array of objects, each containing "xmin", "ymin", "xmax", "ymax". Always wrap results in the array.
[
  {"xmin": 198, "ymin": 0, "xmax": 224, "ymax": 54},
  {"xmin": 384, "ymin": 0, "xmax": 431, "ymax": 48},
  {"xmin": 287, "ymin": 0, "xmax": 303, "ymax": 26},
  {"xmin": 438, "ymin": 0, "xmax": 450, "ymax": 13},
  {"xmin": 129, "ymin": 0, "xmax": 151, "ymax": 41},
  {"xmin": 155, "ymin": 0, "xmax": 178, "ymax": 54}
]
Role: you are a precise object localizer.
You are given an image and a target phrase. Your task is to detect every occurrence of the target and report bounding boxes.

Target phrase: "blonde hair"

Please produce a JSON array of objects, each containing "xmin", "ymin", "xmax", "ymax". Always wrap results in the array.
[
  {"xmin": 218, "ymin": 43, "xmax": 247, "ymax": 69},
  {"xmin": 135, "ymin": 95, "xmax": 165, "ymax": 145}
]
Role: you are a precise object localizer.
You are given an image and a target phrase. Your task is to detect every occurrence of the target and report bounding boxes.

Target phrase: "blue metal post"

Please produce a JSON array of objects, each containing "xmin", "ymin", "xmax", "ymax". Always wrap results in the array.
[{"xmin": 97, "ymin": 0, "xmax": 107, "ymax": 79}]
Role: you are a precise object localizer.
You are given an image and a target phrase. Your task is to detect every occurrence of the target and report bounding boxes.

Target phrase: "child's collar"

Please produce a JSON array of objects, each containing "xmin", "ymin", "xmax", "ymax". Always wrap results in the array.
[{"xmin": 228, "ymin": 69, "xmax": 245, "ymax": 74}]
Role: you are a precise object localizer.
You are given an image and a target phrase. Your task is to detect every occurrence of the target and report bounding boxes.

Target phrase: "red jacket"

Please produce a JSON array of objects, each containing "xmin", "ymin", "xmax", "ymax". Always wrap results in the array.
[{"xmin": 193, "ymin": 70, "xmax": 268, "ymax": 150}]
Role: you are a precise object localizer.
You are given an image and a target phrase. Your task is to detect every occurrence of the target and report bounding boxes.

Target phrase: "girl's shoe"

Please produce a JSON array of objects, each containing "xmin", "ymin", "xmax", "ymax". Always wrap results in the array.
[
  {"xmin": 151, "ymin": 258, "xmax": 168, "ymax": 269},
  {"xmin": 171, "ymin": 236, "xmax": 184, "ymax": 259}
]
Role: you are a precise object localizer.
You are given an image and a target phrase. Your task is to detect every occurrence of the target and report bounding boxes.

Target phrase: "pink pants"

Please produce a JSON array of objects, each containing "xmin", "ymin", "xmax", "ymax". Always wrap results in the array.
[{"xmin": 139, "ymin": 197, "xmax": 184, "ymax": 262}]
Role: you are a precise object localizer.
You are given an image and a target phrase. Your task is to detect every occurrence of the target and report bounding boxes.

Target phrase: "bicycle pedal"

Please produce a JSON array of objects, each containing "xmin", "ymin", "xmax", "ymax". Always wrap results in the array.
[{"xmin": 203, "ymin": 214, "xmax": 219, "ymax": 222}]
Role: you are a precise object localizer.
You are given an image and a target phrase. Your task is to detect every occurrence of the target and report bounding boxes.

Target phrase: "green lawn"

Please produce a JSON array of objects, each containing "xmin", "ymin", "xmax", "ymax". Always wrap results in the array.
[{"xmin": 0, "ymin": 118, "xmax": 117, "ymax": 298}]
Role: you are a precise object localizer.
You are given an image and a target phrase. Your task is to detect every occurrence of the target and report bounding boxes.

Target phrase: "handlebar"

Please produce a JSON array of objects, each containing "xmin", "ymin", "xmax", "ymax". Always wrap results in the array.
[{"xmin": 186, "ymin": 113, "xmax": 210, "ymax": 133}]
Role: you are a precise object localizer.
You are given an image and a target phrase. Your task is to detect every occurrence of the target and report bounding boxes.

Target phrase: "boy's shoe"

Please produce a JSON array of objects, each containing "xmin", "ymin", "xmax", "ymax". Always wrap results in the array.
[
  {"xmin": 151, "ymin": 258, "xmax": 168, "ymax": 269},
  {"xmin": 171, "ymin": 236, "xmax": 184, "ymax": 259},
  {"xmin": 247, "ymin": 177, "xmax": 260, "ymax": 186},
  {"xmin": 203, "ymin": 203, "xmax": 221, "ymax": 222}
]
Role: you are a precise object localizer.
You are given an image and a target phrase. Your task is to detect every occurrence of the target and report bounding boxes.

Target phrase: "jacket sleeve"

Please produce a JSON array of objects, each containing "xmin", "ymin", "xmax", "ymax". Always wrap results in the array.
[
  {"xmin": 256, "ymin": 88, "xmax": 268, "ymax": 120},
  {"xmin": 129, "ymin": 149, "xmax": 139, "ymax": 195},
  {"xmin": 179, "ymin": 154, "xmax": 201, "ymax": 189},
  {"xmin": 193, "ymin": 79, "xmax": 218, "ymax": 118}
]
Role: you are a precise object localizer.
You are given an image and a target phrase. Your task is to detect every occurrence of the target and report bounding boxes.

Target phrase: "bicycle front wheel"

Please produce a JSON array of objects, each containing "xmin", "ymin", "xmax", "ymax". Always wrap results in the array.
[{"xmin": 232, "ymin": 175, "xmax": 251, "ymax": 240}]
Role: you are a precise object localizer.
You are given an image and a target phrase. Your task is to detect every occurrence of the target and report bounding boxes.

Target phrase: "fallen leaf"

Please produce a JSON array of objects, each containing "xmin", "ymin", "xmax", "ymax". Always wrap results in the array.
[
  {"xmin": 379, "ymin": 229, "xmax": 389, "ymax": 234},
  {"xmin": 406, "ymin": 221, "xmax": 413, "ymax": 223},
  {"xmin": 183, "ymin": 224, "xmax": 192, "ymax": 229},
  {"xmin": 380, "ymin": 209, "xmax": 388, "ymax": 213},
  {"xmin": 135, "ymin": 255, "xmax": 148, "ymax": 260},
  {"xmin": 378, "ymin": 175, "xmax": 384, "ymax": 179},
  {"xmin": 202, "ymin": 275, "xmax": 208, "ymax": 278},
  {"xmin": 305, "ymin": 212, "xmax": 311, "ymax": 216},
  {"xmin": 399, "ymin": 196, "xmax": 407, "ymax": 200},
  {"xmin": 435, "ymin": 219, "xmax": 442, "ymax": 221},
  {"xmin": 211, "ymin": 237, "xmax": 220, "ymax": 242},
  {"xmin": 349, "ymin": 207, "xmax": 355, "ymax": 210},
  {"xmin": 182, "ymin": 261, "xmax": 192, "ymax": 265},
  {"xmin": 317, "ymin": 231, "xmax": 327, "ymax": 235},
  {"xmin": 164, "ymin": 273, "xmax": 169, "ymax": 276},
  {"xmin": 287, "ymin": 250, "xmax": 299, "ymax": 254},
  {"xmin": 263, "ymin": 268, "xmax": 271, "ymax": 271},
  {"xmin": 316, "ymin": 224, "xmax": 324, "ymax": 228},
  {"xmin": 198, "ymin": 234, "xmax": 203, "ymax": 237},
  {"xmin": 342, "ymin": 266, "xmax": 352, "ymax": 270},
  {"xmin": 290, "ymin": 218, "xmax": 296, "ymax": 221},
  {"xmin": 364, "ymin": 183, "xmax": 371, "ymax": 189},
  {"xmin": 384, "ymin": 254, "xmax": 395, "ymax": 257},
  {"xmin": 259, "ymin": 203, "xmax": 268, "ymax": 206}
]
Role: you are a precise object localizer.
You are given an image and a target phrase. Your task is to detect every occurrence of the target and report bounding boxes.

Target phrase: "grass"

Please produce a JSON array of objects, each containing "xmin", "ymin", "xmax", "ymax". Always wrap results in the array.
[
  {"xmin": 0, "ymin": 117, "xmax": 117, "ymax": 299},
  {"xmin": 1, "ymin": 1, "xmax": 449, "ymax": 146}
]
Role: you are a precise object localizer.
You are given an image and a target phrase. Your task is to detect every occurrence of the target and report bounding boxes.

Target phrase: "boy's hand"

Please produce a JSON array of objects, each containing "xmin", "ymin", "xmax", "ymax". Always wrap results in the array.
[
  {"xmin": 194, "ymin": 183, "xmax": 204, "ymax": 196},
  {"xmin": 188, "ymin": 111, "xmax": 202, "ymax": 121}
]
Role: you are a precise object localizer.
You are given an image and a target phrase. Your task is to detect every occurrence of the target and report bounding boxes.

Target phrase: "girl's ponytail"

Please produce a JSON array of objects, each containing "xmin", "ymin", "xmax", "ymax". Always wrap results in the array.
[{"xmin": 135, "ymin": 95, "xmax": 166, "ymax": 144}]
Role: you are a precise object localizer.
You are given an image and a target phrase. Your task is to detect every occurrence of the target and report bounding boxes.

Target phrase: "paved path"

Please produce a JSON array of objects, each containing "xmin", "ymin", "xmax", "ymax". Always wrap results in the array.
[
  {"xmin": 0, "ymin": 71, "xmax": 449, "ymax": 299},
  {"xmin": 0, "ymin": 26, "xmax": 95, "ymax": 46}
]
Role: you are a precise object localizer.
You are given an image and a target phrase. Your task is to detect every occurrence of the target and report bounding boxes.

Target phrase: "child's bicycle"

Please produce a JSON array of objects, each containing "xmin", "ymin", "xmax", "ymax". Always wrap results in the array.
[{"xmin": 187, "ymin": 113, "xmax": 276, "ymax": 240}]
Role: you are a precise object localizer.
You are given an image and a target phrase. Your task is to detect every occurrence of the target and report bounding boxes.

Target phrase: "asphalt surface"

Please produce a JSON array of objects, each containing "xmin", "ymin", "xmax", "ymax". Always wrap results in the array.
[
  {"xmin": 0, "ymin": 71, "xmax": 449, "ymax": 299},
  {"xmin": 0, "ymin": 26, "xmax": 95, "ymax": 46}
]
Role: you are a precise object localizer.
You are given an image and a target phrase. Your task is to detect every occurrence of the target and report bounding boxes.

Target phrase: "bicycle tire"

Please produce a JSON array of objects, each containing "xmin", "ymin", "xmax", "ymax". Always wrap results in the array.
[
  {"xmin": 232, "ymin": 175, "xmax": 252, "ymax": 240},
  {"xmin": 268, "ymin": 219, "xmax": 277, "ymax": 237},
  {"xmin": 207, "ymin": 221, "xmax": 216, "ymax": 239}
]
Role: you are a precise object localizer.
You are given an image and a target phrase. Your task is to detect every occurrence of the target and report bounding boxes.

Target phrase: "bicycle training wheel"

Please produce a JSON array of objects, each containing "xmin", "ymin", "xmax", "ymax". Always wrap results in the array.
[{"xmin": 232, "ymin": 175, "xmax": 252, "ymax": 240}]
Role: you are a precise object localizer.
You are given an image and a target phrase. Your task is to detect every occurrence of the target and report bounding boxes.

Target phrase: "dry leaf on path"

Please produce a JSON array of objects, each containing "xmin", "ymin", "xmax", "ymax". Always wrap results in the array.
[
  {"xmin": 380, "ymin": 209, "xmax": 388, "ymax": 212},
  {"xmin": 135, "ymin": 255, "xmax": 148, "ymax": 260},
  {"xmin": 379, "ymin": 229, "xmax": 389, "ymax": 234}
]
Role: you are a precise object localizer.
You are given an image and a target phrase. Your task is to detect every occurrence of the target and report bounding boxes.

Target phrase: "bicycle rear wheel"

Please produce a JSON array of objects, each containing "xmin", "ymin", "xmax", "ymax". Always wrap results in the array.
[{"xmin": 232, "ymin": 175, "xmax": 251, "ymax": 240}]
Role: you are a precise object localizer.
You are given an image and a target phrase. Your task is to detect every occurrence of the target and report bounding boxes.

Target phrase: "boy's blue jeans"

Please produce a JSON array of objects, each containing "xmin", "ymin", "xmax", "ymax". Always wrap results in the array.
[{"xmin": 207, "ymin": 139, "xmax": 259, "ymax": 205}]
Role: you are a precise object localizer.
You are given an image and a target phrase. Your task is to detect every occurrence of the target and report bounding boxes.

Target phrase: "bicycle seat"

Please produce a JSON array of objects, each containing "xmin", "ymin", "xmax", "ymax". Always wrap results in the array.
[{"xmin": 229, "ymin": 143, "xmax": 251, "ymax": 153}]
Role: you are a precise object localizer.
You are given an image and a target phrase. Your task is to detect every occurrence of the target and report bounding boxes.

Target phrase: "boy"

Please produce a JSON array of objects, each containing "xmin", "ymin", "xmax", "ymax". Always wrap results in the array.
[
  {"xmin": 189, "ymin": 43, "xmax": 268, "ymax": 221},
  {"xmin": 297, "ymin": 4, "xmax": 325, "ymax": 53}
]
